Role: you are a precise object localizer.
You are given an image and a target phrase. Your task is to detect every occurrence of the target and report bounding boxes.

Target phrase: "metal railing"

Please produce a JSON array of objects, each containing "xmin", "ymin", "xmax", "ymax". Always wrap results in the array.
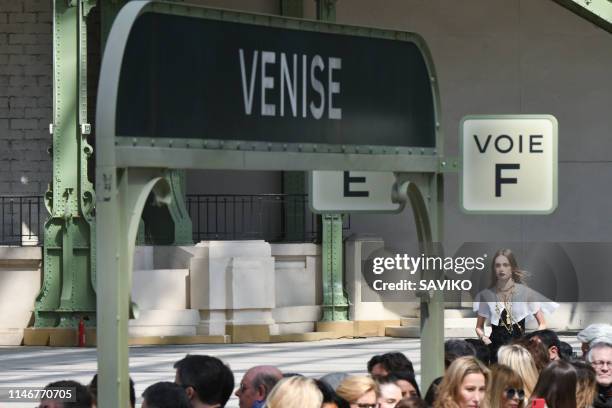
[
  {"xmin": 186, "ymin": 193, "xmax": 345, "ymax": 243},
  {"xmin": 0, "ymin": 195, "xmax": 46, "ymax": 246},
  {"xmin": 0, "ymin": 194, "xmax": 350, "ymax": 246}
]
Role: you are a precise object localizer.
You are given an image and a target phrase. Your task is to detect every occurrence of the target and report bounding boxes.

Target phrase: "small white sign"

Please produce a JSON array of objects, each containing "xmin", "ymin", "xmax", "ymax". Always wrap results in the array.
[
  {"xmin": 309, "ymin": 171, "xmax": 402, "ymax": 213},
  {"xmin": 460, "ymin": 115, "xmax": 558, "ymax": 214}
]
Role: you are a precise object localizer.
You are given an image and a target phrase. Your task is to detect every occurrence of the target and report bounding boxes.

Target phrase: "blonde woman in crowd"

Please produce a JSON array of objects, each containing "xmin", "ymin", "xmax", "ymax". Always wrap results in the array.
[
  {"xmin": 489, "ymin": 365, "xmax": 525, "ymax": 408},
  {"xmin": 265, "ymin": 376, "xmax": 322, "ymax": 408},
  {"xmin": 497, "ymin": 344, "xmax": 539, "ymax": 400},
  {"xmin": 336, "ymin": 376, "xmax": 380, "ymax": 408},
  {"xmin": 572, "ymin": 360, "xmax": 597, "ymax": 408},
  {"xmin": 434, "ymin": 356, "xmax": 490, "ymax": 408}
]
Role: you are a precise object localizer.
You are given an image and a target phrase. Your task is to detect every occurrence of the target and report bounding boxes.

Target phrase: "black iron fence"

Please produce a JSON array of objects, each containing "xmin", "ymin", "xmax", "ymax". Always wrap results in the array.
[
  {"xmin": 186, "ymin": 193, "xmax": 350, "ymax": 243},
  {"xmin": 0, "ymin": 194, "xmax": 350, "ymax": 246},
  {"xmin": 0, "ymin": 195, "xmax": 46, "ymax": 246}
]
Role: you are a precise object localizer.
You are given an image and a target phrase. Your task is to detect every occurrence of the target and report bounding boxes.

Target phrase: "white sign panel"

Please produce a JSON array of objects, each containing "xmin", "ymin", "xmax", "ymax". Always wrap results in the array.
[
  {"xmin": 460, "ymin": 115, "xmax": 558, "ymax": 214},
  {"xmin": 309, "ymin": 171, "xmax": 402, "ymax": 213}
]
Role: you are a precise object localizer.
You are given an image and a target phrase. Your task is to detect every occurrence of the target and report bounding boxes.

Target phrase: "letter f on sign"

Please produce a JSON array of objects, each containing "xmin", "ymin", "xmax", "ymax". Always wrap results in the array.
[{"xmin": 495, "ymin": 163, "xmax": 520, "ymax": 197}]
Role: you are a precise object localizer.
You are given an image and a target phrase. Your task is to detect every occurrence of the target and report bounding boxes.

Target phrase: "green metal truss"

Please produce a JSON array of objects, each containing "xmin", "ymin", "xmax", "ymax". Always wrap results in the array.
[{"xmin": 35, "ymin": 0, "xmax": 98, "ymax": 328}]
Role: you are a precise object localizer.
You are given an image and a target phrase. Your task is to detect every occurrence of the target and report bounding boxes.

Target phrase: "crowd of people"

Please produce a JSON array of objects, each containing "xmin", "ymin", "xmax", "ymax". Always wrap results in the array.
[{"xmin": 35, "ymin": 323, "xmax": 612, "ymax": 408}]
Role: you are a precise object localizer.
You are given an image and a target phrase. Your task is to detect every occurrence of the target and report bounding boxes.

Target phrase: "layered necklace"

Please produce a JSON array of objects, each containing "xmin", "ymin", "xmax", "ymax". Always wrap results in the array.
[{"xmin": 495, "ymin": 283, "xmax": 517, "ymax": 333}]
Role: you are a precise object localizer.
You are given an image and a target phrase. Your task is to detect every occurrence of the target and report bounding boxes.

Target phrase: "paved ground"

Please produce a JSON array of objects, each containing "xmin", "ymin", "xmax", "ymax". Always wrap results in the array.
[{"xmin": 0, "ymin": 336, "xmax": 582, "ymax": 407}]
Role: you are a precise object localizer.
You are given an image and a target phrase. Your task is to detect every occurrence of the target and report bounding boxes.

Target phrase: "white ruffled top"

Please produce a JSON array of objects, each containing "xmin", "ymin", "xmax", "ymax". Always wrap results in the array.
[{"xmin": 473, "ymin": 284, "xmax": 559, "ymax": 325}]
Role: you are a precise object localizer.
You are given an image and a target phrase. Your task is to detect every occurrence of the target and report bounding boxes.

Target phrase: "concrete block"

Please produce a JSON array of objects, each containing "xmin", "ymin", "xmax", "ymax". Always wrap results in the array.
[
  {"xmin": 274, "ymin": 256, "xmax": 317, "ymax": 307},
  {"xmin": 316, "ymin": 321, "xmax": 354, "ymax": 337},
  {"xmin": 133, "ymin": 246, "xmax": 154, "ymax": 270},
  {"xmin": 48, "ymin": 328, "xmax": 76, "ymax": 347},
  {"xmin": 128, "ymin": 326, "xmax": 196, "ymax": 337},
  {"xmin": 128, "ymin": 335, "xmax": 230, "ymax": 346},
  {"xmin": 129, "ymin": 309, "xmax": 199, "ymax": 327},
  {"xmin": 197, "ymin": 240, "xmax": 271, "ymax": 258},
  {"xmin": 273, "ymin": 322, "xmax": 315, "ymax": 335},
  {"xmin": 131, "ymin": 269, "xmax": 188, "ymax": 311},
  {"xmin": 272, "ymin": 306, "xmax": 321, "ymax": 323},
  {"xmin": 226, "ymin": 324, "xmax": 270, "ymax": 343},
  {"xmin": 0, "ymin": 267, "xmax": 40, "ymax": 328},
  {"xmin": 228, "ymin": 257, "xmax": 274, "ymax": 309},
  {"xmin": 270, "ymin": 243, "xmax": 320, "ymax": 257},
  {"xmin": 0, "ymin": 329, "xmax": 23, "ymax": 345},
  {"xmin": 23, "ymin": 327, "xmax": 48, "ymax": 345},
  {"xmin": 355, "ymin": 320, "xmax": 400, "ymax": 337},
  {"xmin": 270, "ymin": 332, "xmax": 341, "ymax": 342}
]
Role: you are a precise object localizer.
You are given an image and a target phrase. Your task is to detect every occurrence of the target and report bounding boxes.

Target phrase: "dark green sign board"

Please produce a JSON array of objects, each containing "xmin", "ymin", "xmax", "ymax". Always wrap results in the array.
[{"xmin": 115, "ymin": 10, "xmax": 437, "ymax": 151}]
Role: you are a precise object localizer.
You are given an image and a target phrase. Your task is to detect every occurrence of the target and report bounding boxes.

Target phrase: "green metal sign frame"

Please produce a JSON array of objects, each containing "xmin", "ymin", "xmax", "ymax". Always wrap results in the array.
[{"xmin": 95, "ymin": 1, "xmax": 445, "ymax": 405}]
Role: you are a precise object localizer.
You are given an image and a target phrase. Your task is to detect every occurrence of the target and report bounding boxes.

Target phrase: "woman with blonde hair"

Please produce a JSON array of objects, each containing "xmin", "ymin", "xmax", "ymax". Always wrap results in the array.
[
  {"xmin": 489, "ymin": 365, "xmax": 525, "ymax": 408},
  {"xmin": 434, "ymin": 356, "xmax": 490, "ymax": 408},
  {"xmin": 497, "ymin": 345, "xmax": 538, "ymax": 400},
  {"xmin": 336, "ymin": 376, "xmax": 380, "ymax": 408},
  {"xmin": 265, "ymin": 376, "xmax": 322, "ymax": 408}
]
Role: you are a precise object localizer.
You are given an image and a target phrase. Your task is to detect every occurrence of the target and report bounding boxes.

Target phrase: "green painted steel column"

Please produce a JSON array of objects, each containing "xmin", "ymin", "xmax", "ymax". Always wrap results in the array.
[
  {"xmin": 314, "ymin": 0, "xmax": 348, "ymax": 321},
  {"xmin": 35, "ymin": 0, "xmax": 97, "ymax": 328},
  {"xmin": 321, "ymin": 213, "xmax": 348, "ymax": 321}
]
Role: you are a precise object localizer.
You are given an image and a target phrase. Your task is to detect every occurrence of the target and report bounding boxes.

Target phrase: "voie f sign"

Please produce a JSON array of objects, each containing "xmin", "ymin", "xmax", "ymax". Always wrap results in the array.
[{"xmin": 460, "ymin": 115, "xmax": 558, "ymax": 214}]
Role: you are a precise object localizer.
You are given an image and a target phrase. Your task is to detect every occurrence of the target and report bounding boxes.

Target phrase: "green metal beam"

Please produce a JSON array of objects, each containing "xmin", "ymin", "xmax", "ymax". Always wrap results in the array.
[
  {"xmin": 313, "ymin": 0, "xmax": 349, "ymax": 322},
  {"xmin": 552, "ymin": 0, "xmax": 612, "ymax": 33},
  {"xmin": 35, "ymin": 0, "xmax": 97, "ymax": 328}
]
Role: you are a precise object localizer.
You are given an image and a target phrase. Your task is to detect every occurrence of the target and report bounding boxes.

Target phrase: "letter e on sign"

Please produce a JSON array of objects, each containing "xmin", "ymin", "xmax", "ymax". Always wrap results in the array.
[{"xmin": 460, "ymin": 115, "xmax": 558, "ymax": 214}]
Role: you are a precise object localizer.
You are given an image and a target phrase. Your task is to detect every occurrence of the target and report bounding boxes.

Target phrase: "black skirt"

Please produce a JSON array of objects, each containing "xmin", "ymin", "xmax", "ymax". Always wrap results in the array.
[{"xmin": 489, "ymin": 309, "xmax": 525, "ymax": 363}]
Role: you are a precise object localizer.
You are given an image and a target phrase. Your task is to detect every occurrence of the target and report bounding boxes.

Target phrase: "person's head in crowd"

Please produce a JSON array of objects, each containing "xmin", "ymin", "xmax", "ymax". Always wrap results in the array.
[
  {"xmin": 527, "ymin": 329, "xmax": 561, "ymax": 361},
  {"xmin": 558, "ymin": 341, "xmax": 574, "ymax": 360},
  {"xmin": 142, "ymin": 382, "xmax": 191, "ymax": 408},
  {"xmin": 281, "ymin": 372, "xmax": 303, "ymax": 378},
  {"xmin": 373, "ymin": 374, "xmax": 403, "ymax": 408},
  {"xmin": 444, "ymin": 340, "xmax": 476, "ymax": 369},
  {"xmin": 578, "ymin": 324, "xmax": 612, "ymax": 357},
  {"xmin": 234, "ymin": 365, "xmax": 282, "ymax": 408},
  {"xmin": 235, "ymin": 366, "xmax": 283, "ymax": 408},
  {"xmin": 464, "ymin": 338, "xmax": 491, "ymax": 366},
  {"xmin": 336, "ymin": 375, "xmax": 380, "ymax": 408},
  {"xmin": 315, "ymin": 379, "xmax": 350, "ymax": 408},
  {"xmin": 489, "ymin": 248, "xmax": 525, "ymax": 287},
  {"xmin": 587, "ymin": 342, "xmax": 612, "ymax": 388},
  {"xmin": 265, "ymin": 376, "xmax": 322, "ymax": 408},
  {"xmin": 497, "ymin": 344, "xmax": 539, "ymax": 400},
  {"xmin": 529, "ymin": 360, "xmax": 577, "ymax": 408},
  {"xmin": 391, "ymin": 370, "xmax": 421, "ymax": 399},
  {"xmin": 395, "ymin": 397, "xmax": 428, "ymax": 408},
  {"xmin": 320, "ymin": 372, "xmax": 350, "ymax": 391},
  {"xmin": 88, "ymin": 374, "xmax": 135, "ymax": 408},
  {"xmin": 513, "ymin": 337, "xmax": 550, "ymax": 372},
  {"xmin": 174, "ymin": 354, "xmax": 234, "ymax": 408},
  {"xmin": 38, "ymin": 380, "xmax": 92, "ymax": 408},
  {"xmin": 424, "ymin": 377, "xmax": 442, "ymax": 407},
  {"xmin": 489, "ymin": 365, "xmax": 525, "ymax": 408},
  {"xmin": 367, "ymin": 352, "xmax": 414, "ymax": 376},
  {"xmin": 433, "ymin": 356, "xmax": 490, "ymax": 408},
  {"xmin": 571, "ymin": 360, "xmax": 597, "ymax": 408}
]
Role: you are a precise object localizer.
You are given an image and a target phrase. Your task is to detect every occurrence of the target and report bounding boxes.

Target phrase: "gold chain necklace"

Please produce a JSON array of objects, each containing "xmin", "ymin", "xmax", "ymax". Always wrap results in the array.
[{"xmin": 495, "ymin": 286, "xmax": 516, "ymax": 334}]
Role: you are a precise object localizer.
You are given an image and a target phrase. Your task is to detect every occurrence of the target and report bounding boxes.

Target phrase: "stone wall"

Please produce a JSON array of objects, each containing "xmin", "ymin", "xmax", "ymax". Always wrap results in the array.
[{"xmin": 0, "ymin": 0, "xmax": 52, "ymax": 195}]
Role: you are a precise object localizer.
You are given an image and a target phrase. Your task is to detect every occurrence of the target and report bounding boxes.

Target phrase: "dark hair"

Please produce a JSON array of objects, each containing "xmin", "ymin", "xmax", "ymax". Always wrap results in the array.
[
  {"xmin": 88, "ymin": 374, "xmax": 136, "ymax": 408},
  {"xmin": 424, "ymin": 376, "xmax": 443, "ymax": 407},
  {"xmin": 173, "ymin": 354, "xmax": 234, "ymax": 406},
  {"xmin": 44, "ymin": 380, "xmax": 92, "ymax": 408},
  {"xmin": 396, "ymin": 397, "xmax": 428, "ymax": 408},
  {"xmin": 464, "ymin": 338, "xmax": 491, "ymax": 366},
  {"xmin": 368, "ymin": 352, "xmax": 414, "ymax": 375},
  {"xmin": 367, "ymin": 355, "xmax": 383, "ymax": 373},
  {"xmin": 514, "ymin": 337, "xmax": 550, "ymax": 372},
  {"xmin": 143, "ymin": 381, "xmax": 191, "ymax": 408},
  {"xmin": 530, "ymin": 360, "xmax": 577, "ymax": 408},
  {"xmin": 528, "ymin": 329, "xmax": 561, "ymax": 352},
  {"xmin": 444, "ymin": 340, "xmax": 476, "ymax": 368},
  {"xmin": 571, "ymin": 359, "xmax": 597, "ymax": 408},
  {"xmin": 390, "ymin": 370, "xmax": 421, "ymax": 398},
  {"xmin": 315, "ymin": 379, "xmax": 350, "ymax": 408},
  {"xmin": 559, "ymin": 341, "xmax": 574, "ymax": 360}
]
